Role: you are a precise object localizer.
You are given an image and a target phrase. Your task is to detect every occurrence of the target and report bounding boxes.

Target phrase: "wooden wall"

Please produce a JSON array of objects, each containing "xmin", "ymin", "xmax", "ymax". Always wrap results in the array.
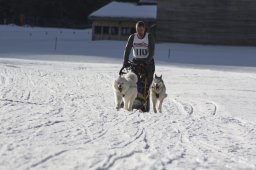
[
  {"xmin": 156, "ymin": 0, "xmax": 256, "ymax": 45},
  {"xmin": 92, "ymin": 20, "xmax": 154, "ymax": 41},
  {"xmin": 92, "ymin": 20, "xmax": 133, "ymax": 40}
]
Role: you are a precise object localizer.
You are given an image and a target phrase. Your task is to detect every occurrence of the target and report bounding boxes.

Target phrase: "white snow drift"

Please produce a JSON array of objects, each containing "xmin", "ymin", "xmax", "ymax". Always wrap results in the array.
[{"xmin": 0, "ymin": 59, "xmax": 255, "ymax": 170}]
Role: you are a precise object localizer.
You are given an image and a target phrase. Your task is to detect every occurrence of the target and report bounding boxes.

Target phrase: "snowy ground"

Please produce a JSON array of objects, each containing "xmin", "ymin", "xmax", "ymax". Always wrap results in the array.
[{"xmin": 0, "ymin": 25, "xmax": 256, "ymax": 170}]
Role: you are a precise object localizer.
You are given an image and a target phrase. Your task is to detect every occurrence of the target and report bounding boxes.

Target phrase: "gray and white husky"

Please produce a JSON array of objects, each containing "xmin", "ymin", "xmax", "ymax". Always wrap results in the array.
[
  {"xmin": 113, "ymin": 72, "xmax": 138, "ymax": 111},
  {"xmin": 151, "ymin": 74, "xmax": 167, "ymax": 113}
]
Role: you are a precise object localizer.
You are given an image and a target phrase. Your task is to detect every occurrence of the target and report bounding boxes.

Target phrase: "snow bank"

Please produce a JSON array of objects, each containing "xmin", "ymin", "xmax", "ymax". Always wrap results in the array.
[{"xmin": 0, "ymin": 25, "xmax": 256, "ymax": 67}]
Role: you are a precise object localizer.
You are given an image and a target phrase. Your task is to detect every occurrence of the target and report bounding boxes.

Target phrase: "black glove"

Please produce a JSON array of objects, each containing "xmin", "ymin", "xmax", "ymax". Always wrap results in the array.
[
  {"xmin": 123, "ymin": 62, "xmax": 130, "ymax": 68},
  {"xmin": 119, "ymin": 69, "xmax": 123, "ymax": 76},
  {"xmin": 132, "ymin": 58, "xmax": 138, "ymax": 64}
]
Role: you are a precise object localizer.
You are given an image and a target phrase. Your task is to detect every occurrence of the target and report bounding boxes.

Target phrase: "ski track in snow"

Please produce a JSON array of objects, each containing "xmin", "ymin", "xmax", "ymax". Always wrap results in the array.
[{"xmin": 0, "ymin": 60, "xmax": 255, "ymax": 170}]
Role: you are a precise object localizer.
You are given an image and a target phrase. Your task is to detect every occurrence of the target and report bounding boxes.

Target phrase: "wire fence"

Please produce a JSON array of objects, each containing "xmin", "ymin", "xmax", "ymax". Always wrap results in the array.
[
  {"xmin": 0, "ymin": 16, "xmax": 91, "ymax": 29},
  {"xmin": 0, "ymin": 26, "xmax": 92, "ymax": 40}
]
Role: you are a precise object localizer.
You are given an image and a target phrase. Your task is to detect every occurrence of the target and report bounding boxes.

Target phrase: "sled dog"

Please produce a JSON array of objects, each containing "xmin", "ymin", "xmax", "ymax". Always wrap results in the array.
[
  {"xmin": 113, "ymin": 72, "xmax": 138, "ymax": 111},
  {"xmin": 151, "ymin": 74, "xmax": 167, "ymax": 113}
]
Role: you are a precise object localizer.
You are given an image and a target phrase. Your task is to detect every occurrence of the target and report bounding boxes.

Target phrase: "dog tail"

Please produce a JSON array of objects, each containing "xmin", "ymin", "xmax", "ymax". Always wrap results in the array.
[{"xmin": 125, "ymin": 72, "xmax": 138, "ymax": 83}]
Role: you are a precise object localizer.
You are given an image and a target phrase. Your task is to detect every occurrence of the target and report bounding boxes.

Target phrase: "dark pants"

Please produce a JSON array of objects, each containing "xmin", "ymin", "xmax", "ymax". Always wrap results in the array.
[
  {"xmin": 145, "ymin": 59, "xmax": 155, "ymax": 86},
  {"xmin": 133, "ymin": 59, "xmax": 155, "ymax": 86},
  {"xmin": 132, "ymin": 59, "xmax": 155, "ymax": 112}
]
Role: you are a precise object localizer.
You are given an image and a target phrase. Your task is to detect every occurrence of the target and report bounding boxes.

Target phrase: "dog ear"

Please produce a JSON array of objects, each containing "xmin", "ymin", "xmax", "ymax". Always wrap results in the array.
[
  {"xmin": 154, "ymin": 74, "xmax": 158, "ymax": 78},
  {"xmin": 160, "ymin": 75, "xmax": 162, "ymax": 79}
]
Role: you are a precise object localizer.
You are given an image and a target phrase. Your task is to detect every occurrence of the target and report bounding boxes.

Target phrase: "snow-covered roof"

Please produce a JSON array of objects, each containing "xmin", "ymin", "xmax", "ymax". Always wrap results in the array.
[{"xmin": 89, "ymin": 1, "xmax": 157, "ymax": 21}]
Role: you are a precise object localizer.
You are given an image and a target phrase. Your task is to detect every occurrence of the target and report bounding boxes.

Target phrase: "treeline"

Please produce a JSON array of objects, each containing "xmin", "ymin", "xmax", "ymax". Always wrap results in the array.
[{"xmin": 0, "ymin": 0, "xmax": 138, "ymax": 28}]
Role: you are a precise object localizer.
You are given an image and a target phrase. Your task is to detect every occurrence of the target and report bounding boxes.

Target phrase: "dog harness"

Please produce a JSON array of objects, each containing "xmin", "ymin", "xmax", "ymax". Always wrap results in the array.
[{"xmin": 152, "ymin": 84, "xmax": 161, "ymax": 98}]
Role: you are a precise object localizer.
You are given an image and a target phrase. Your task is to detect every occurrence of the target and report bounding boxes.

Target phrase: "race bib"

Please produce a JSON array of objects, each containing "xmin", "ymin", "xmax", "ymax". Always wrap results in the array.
[{"xmin": 133, "ymin": 33, "xmax": 149, "ymax": 59}]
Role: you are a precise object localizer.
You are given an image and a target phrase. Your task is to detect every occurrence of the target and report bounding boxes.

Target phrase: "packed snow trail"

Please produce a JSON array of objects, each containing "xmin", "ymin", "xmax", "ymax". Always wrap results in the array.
[{"xmin": 0, "ymin": 59, "xmax": 255, "ymax": 170}]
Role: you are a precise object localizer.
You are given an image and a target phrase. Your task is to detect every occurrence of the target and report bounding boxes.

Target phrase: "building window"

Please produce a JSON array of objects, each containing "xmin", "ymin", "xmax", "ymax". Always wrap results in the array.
[
  {"xmin": 121, "ymin": 27, "xmax": 131, "ymax": 35},
  {"xmin": 94, "ymin": 26, "xmax": 101, "ymax": 34},
  {"xmin": 111, "ymin": 27, "xmax": 119, "ymax": 35},
  {"xmin": 103, "ymin": 26, "xmax": 109, "ymax": 34},
  {"xmin": 131, "ymin": 27, "xmax": 136, "ymax": 34},
  {"xmin": 121, "ymin": 27, "xmax": 136, "ymax": 35}
]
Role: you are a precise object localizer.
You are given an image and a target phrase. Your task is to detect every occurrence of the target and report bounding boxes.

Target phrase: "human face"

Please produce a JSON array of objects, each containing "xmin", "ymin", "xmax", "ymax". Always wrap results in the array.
[{"xmin": 136, "ymin": 26, "xmax": 145, "ymax": 38}]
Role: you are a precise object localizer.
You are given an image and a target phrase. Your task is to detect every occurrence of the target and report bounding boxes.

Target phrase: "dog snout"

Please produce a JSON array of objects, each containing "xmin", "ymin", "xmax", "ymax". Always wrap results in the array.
[
  {"xmin": 156, "ymin": 84, "xmax": 159, "ymax": 89},
  {"xmin": 118, "ymin": 84, "xmax": 122, "ymax": 92}
]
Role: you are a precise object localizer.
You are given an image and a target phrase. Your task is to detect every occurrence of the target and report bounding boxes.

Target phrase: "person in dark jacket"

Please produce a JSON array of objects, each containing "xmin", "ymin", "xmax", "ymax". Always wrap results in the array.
[{"xmin": 122, "ymin": 21, "xmax": 155, "ymax": 112}]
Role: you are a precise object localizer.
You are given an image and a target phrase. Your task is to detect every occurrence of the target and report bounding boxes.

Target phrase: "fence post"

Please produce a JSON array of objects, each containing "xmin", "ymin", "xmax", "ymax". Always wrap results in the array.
[
  {"xmin": 168, "ymin": 48, "xmax": 171, "ymax": 59},
  {"xmin": 54, "ymin": 37, "xmax": 58, "ymax": 51}
]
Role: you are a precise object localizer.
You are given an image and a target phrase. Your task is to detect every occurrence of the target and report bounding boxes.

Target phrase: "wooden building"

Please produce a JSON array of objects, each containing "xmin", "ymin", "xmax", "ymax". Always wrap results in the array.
[
  {"xmin": 156, "ymin": 0, "xmax": 256, "ymax": 45},
  {"xmin": 139, "ymin": 0, "xmax": 158, "ymax": 5},
  {"xmin": 89, "ymin": 1, "xmax": 157, "ymax": 41}
]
